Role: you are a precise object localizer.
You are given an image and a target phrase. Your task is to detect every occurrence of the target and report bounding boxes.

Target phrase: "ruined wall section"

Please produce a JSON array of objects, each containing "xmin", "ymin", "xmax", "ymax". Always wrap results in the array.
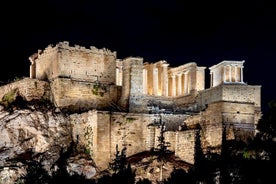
[
  {"xmin": 31, "ymin": 45, "xmax": 59, "ymax": 80},
  {"xmin": 184, "ymin": 100, "xmax": 257, "ymax": 149},
  {"xmin": 184, "ymin": 102, "xmax": 224, "ymax": 148},
  {"xmin": 119, "ymin": 57, "xmax": 144, "ymax": 112},
  {"xmin": 196, "ymin": 85, "xmax": 223, "ymax": 110},
  {"xmin": 70, "ymin": 110, "xmax": 97, "ymax": 156},
  {"xmin": 197, "ymin": 84, "xmax": 262, "ymax": 126},
  {"xmin": 109, "ymin": 113, "xmax": 153, "ymax": 158},
  {"xmin": 72, "ymin": 111, "xmax": 189, "ymax": 169},
  {"xmin": 173, "ymin": 90, "xmax": 198, "ymax": 112},
  {"xmin": 221, "ymin": 102, "xmax": 256, "ymax": 140},
  {"xmin": 196, "ymin": 84, "xmax": 261, "ymax": 111},
  {"xmin": 0, "ymin": 78, "xmax": 50, "ymax": 102},
  {"xmin": 222, "ymin": 84, "xmax": 261, "ymax": 115},
  {"xmin": 70, "ymin": 110, "xmax": 111, "ymax": 170},
  {"xmin": 57, "ymin": 44, "xmax": 117, "ymax": 84},
  {"xmin": 175, "ymin": 130, "xmax": 196, "ymax": 164},
  {"xmin": 32, "ymin": 41, "xmax": 117, "ymax": 85},
  {"xmin": 50, "ymin": 78, "xmax": 121, "ymax": 111}
]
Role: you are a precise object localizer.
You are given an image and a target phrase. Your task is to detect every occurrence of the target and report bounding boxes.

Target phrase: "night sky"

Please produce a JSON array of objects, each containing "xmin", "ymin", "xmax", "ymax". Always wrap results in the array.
[{"xmin": 0, "ymin": 0, "xmax": 275, "ymax": 113}]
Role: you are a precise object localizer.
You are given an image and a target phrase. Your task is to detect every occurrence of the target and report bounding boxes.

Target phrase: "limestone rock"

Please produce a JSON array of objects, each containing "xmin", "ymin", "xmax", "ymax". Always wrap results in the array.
[
  {"xmin": 67, "ymin": 155, "xmax": 97, "ymax": 179},
  {"xmin": 0, "ymin": 106, "xmax": 71, "ymax": 165}
]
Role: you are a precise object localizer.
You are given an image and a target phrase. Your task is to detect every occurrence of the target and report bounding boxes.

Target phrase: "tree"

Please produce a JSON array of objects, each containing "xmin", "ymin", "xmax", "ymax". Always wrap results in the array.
[
  {"xmin": 193, "ymin": 127, "xmax": 208, "ymax": 183},
  {"xmin": 109, "ymin": 145, "xmax": 127, "ymax": 174},
  {"xmin": 256, "ymin": 100, "xmax": 276, "ymax": 142},
  {"xmin": 18, "ymin": 160, "xmax": 51, "ymax": 184},
  {"xmin": 163, "ymin": 167, "xmax": 193, "ymax": 184},
  {"xmin": 109, "ymin": 145, "xmax": 135, "ymax": 184},
  {"xmin": 153, "ymin": 114, "xmax": 172, "ymax": 183}
]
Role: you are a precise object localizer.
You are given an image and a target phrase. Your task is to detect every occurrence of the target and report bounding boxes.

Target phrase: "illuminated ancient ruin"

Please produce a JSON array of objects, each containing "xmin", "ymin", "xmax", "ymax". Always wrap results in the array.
[{"xmin": 0, "ymin": 41, "xmax": 261, "ymax": 169}]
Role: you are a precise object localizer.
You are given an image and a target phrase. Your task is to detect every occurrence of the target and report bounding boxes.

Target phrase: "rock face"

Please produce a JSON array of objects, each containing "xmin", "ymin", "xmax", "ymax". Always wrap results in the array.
[
  {"xmin": 0, "ymin": 104, "xmax": 97, "ymax": 183},
  {"xmin": 0, "ymin": 102, "xmax": 192, "ymax": 184}
]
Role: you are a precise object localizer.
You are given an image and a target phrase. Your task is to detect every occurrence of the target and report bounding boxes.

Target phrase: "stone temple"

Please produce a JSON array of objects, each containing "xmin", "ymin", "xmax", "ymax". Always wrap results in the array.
[{"xmin": 0, "ymin": 41, "xmax": 261, "ymax": 169}]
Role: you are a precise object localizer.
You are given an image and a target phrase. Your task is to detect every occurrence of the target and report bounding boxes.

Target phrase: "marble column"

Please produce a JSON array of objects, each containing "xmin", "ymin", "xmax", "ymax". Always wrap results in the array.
[
  {"xmin": 162, "ymin": 63, "xmax": 169, "ymax": 96},
  {"xmin": 210, "ymin": 71, "xmax": 213, "ymax": 87},
  {"xmin": 177, "ymin": 73, "xmax": 182, "ymax": 96},
  {"xmin": 241, "ymin": 66, "xmax": 244, "ymax": 83},
  {"xmin": 172, "ymin": 75, "xmax": 176, "ymax": 96},
  {"xmin": 184, "ymin": 71, "xmax": 189, "ymax": 95},
  {"xmin": 229, "ymin": 65, "xmax": 232, "ymax": 82},
  {"xmin": 234, "ymin": 65, "xmax": 237, "ymax": 82},
  {"xmin": 223, "ymin": 66, "xmax": 226, "ymax": 83},
  {"xmin": 153, "ymin": 67, "xmax": 158, "ymax": 95},
  {"xmin": 143, "ymin": 69, "xmax": 148, "ymax": 94}
]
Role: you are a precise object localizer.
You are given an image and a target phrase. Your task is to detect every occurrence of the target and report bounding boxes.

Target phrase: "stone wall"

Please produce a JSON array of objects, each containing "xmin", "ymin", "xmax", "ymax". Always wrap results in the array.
[
  {"xmin": 222, "ymin": 84, "xmax": 261, "ymax": 108},
  {"xmin": 33, "ymin": 46, "xmax": 59, "ymax": 80},
  {"xmin": 50, "ymin": 78, "xmax": 121, "ymax": 111},
  {"xmin": 71, "ymin": 110, "xmax": 189, "ymax": 169},
  {"xmin": 32, "ymin": 41, "xmax": 117, "ymax": 84},
  {"xmin": 196, "ymin": 84, "xmax": 261, "ymax": 111},
  {"xmin": 119, "ymin": 57, "xmax": 144, "ymax": 112},
  {"xmin": 0, "ymin": 78, "xmax": 49, "ymax": 102},
  {"xmin": 175, "ymin": 130, "xmax": 196, "ymax": 164},
  {"xmin": 185, "ymin": 100, "xmax": 257, "ymax": 148}
]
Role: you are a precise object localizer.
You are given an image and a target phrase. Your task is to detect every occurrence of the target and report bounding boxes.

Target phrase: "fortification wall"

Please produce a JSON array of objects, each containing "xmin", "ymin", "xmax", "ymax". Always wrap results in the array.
[
  {"xmin": 221, "ymin": 84, "xmax": 261, "ymax": 108},
  {"xmin": 173, "ymin": 90, "xmax": 198, "ymax": 112},
  {"xmin": 34, "ymin": 42, "xmax": 117, "ymax": 84},
  {"xmin": 50, "ymin": 78, "xmax": 121, "ymax": 111},
  {"xmin": 184, "ymin": 100, "xmax": 257, "ymax": 148},
  {"xmin": 221, "ymin": 102, "xmax": 255, "ymax": 124},
  {"xmin": 175, "ymin": 130, "xmax": 196, "ymax": 164},
  {"xmin": 34, "ymin": 48, "xmax": 59, "ymax": 80},
  {"xmin": 0, "ymin": 78, "xmax": 50, "ymax": 102},
  {"xmin": 196, "ymin": 84, "xmax": 261, "ymax": 110},
  {"xmin": 119, "ymin": 57, "xmax": 144, "ymax": 112},
  {"xmin": 71, "ymin": 110, "xmax": 189, "ymax": 169},
  {"xmin": 127, "ymin": 92, "xmax": 198, "ymax": 114}
]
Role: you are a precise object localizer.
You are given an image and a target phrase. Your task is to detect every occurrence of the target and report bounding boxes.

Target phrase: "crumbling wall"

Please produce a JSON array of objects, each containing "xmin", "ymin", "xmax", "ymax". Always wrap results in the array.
[
  {"xmin": 0, "ymin": 78, "xmax": 50, "ymax": 102},
  {"xmin": 175, "ymin": 130, "xmax": 196, "ymax": 164},
  {"xmin": 33, "ymin": 41, "xmax": 117, "ymax": 84},
  {"xmin": 119, "ymin": 57, "xmax": 144, "ymax": 112}
]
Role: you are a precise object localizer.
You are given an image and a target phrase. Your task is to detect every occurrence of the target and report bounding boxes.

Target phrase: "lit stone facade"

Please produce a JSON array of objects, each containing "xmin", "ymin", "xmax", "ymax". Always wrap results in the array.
[
  {"xmin": 209, "ymin": 60, "xmax": 244, "ymax": 87},
  {"xmin": 0, "ymin": 41, "xmax": 262, "ymax": 169}
]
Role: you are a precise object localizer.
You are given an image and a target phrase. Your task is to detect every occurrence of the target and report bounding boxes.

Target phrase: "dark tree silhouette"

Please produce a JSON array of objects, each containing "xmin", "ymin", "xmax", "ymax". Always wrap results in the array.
[
  {"xmin": 17, "ymin": 160, "xmax": 51, "ymax": 184},
  {"xmin": 50, "ymin": 140, "xmax": 94, "ymax": 184},
  {"xmin": 152, "ymin": 114, "xmax": 172, "ymax": 183},
  {"xmin": 163, "ymin": 167, "xmax": 193, "ymax": 184},
  {"xmin": 109, "ymin": 144, "xmax": 127, "ymax": 174},
  {"xmin": 109, "ymin": 145, "xmax": 136, "ymax": 184}
]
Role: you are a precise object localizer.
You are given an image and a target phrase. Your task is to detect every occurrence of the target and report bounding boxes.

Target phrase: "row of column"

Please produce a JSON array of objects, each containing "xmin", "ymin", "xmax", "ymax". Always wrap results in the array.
[
  {"xmin": 143, "ymin": 64, "xmax": 193, "ymax": 97},
  {"xmin": 170, "ymin": 72, "xmax": 190, "ymax": 96},
  {"xmin": 222, "ymin": 65, "xmax": 243, "ymax": 83},
  {"xmin": 143, "ymin": 63, "xmax": 170, "ymax": 96},
  {"xmin": 210, "ymin": 64, "xmax": 244, "ymax": 87}
]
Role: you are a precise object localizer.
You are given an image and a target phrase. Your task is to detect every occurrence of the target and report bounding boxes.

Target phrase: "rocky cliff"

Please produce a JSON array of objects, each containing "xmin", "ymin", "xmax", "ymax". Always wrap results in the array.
[
  {"xmin": 0, "ymin": 99, "xmax": 97, "ymax": 184},
  {"xmin": 0, "ymin": 98, "xmax": 191, "ymax": 184}
]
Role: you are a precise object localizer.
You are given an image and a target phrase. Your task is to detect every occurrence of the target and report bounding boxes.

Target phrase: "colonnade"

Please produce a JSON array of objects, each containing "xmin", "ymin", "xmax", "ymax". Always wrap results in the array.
[
  {"xmin": 169, "ymin": 72, "xmax": 190, "ymax": 96},
  {"xmin": 143, "ymin": 62, "xmax": 196, "ymax": 97},
  {"xmin": 115, "ymin": 60, "xmax": 201, "ymax": 97},
  {"xmin": 209, "ymin": 61, "xmax": 245, "ymax": 88}
]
